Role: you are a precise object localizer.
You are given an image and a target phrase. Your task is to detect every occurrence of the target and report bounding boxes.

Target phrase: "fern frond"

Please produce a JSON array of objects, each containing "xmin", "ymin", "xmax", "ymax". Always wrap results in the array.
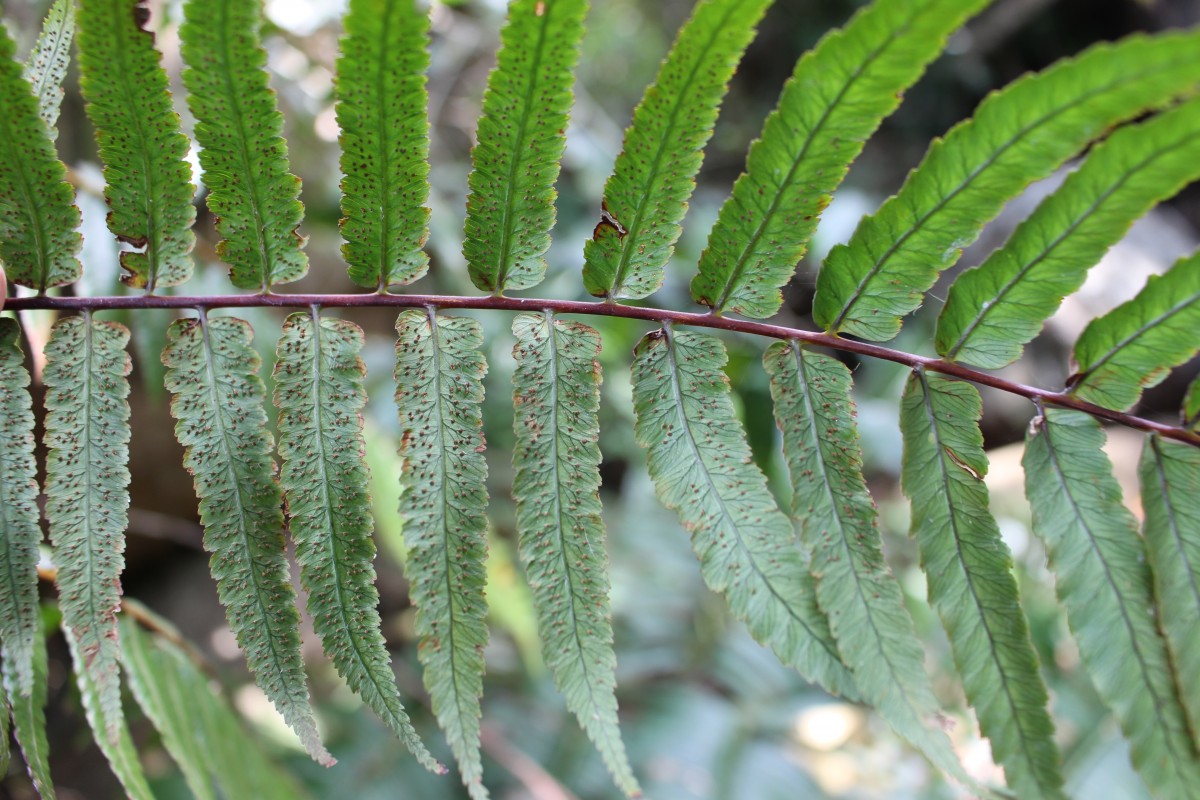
[
  {"xmin": 337, "ymin": 0, "xmax": 431, "ymax": 290},
  {"xmin": 900, "ymin": 371, "xmax": 1063, "ymax": 798},
  {"xmin": 161, "ymin": 314, "xmax": 332, "ymax": 766},
  {"xmin": 23, "ymin": 0, "xmax": 74, "ymax": 137},
  {"xmin": 78, "ymin": 0, "xmax": 196, "ymax": 291},
  {"xmin": 814, "ymin": 29, "xmax": 1200, "ymax": 341},
  {"xmin": 938, "ymin": 97, "xmax": 1200, "ymax": 368},
  {"xmin": 1068, "ymin": 250, "xmax": 1200, "ymax": 410},
  {"xmin": 510, "ymin": 312, "xmax": 638, "ymax": 796},
  {"xmin": 180, "ymin": 0, "xmax": 307, "ymax": 291},
  {"xmin": 764, "ymin": 343, "xmax": 989, "ymax": 792},
  {"xmin": 1139, "ymin": 436, "xmax": 1200, "ymax": 739},
  {"xmin": 465, "ymin": 0, "xmax": 588, "ymax": 294},
  {"xmin": 0, "ymin": 318, "xmax": 40, "ymax": 697},
  {"xmin": 394, "ymin": 309, "xmax": 490, "ymax": 800},
  {"xmin": 119, "ymin": 613, "xmax": 216, "ymax": 800},
  {"xmin": 0, "ymin": 21, "xmax": 80, "ymax": 292},
  {"xmin": 63, "ymin": 623, "xmax": 152, "ymax": 799},
  {"xmin": 1023, "ymin": 409, "xmax": 1200, "ymax": 798},
  {"xmin": 691, "ymin": 0, "xmax": 987, "ymax": 318},
  {"xmin": 273, "ymin": 309, "xmax": 440, "ymax": 772},
  {"xmin": 631, "ymin": 327, "xmax": 857, "ymax": 698},
  {"xmin": 43, "ymin": 315, "xmax": 131, "ymax": 742},
  {"xmin": 581, "ymin": 0, "xmax": 772, "ymax": 300},
  {"xmin": 4, "ymin": 613, "xmax": 53, "ymax": 800}
]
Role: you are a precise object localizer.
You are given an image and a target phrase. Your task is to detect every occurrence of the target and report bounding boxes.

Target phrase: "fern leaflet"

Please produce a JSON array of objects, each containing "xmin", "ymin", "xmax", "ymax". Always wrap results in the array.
[
  {"xmin": 901, "ymin": 371, "xmax": 1063, "ymax": 798},
  {"xmin": 4, "ymin": 613, "xmax": 52, "ymax": 800},
  {"xmin": 938, "ymin": 97, "xmax": 1200, "ymax": 368},
  {"xmin": 161, "ymin": 314, "xmax": 332, "ymax": 766},
  {"xmin": 274, "ymin": 309, "xmax": 440, "ymax": 772},
  {"xmin": 1068, "ymin": 249, "xmax": 1200, "ymax": 410},
  {"xmin": 581, "ymin": 0, "xmax": 772, "ymax": 300},
  {"xmin": 691, "ymin": 0, "xmax": 987, "ymax": 318},
  {"xmin": 1139, "ymin": 436, "xmax": 1200, "ymax": 739},
  {"xmin": 1186, "ymin": 375, "xmax": 1200, "ymax": 431},
  {"xmin": 180, "ymin": 0, "xmax": 307, "ymax": 291},
  {"xmin": 78, "ymin": 0, "xmax": 196, "ymax": 291},
  {"xmin": 43, "ymin": 314, "xmax": 131, "ymax": 744},
  {"xmin": 814, "ymin": 29, "xmax": 1200, "ymax": 341},
  {"xmin": 465, "ymin": 0, "xmax": 588, "ymax": 294},
  {"xmin": 0, "ymin": 20, "xmax": 80, "ymax": 292},
  {"xmin": 510, "ymin": 312, "xmax": 638, "ymax": 795},
  {"xmin": 1023, "ymin": 409, "xmax": 1200, "ymax": 798},
  {"xmin": 0, "ymin": 318, "xmax": 40, "ymax": 697},
  {"xmin": 23, "ymin": 0, "xmax": 74, "ymax": 137},
  {"xmin": 631, "ymin": 327, "xmax": 857, "ymax": 698},
  {"xmin": 337, "ymin": 0, "xmax": 431, "ymax": 290},
  {"xmin": 394, "ymin": 310, "xmax": 490, "ymax": 800}
]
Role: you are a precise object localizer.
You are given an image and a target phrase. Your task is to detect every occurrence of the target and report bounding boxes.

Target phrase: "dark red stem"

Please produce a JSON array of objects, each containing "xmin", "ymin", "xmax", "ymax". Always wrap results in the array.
[{"xmin": 8, "ymin": 290, "xmax": 1197, "ymax": 447}]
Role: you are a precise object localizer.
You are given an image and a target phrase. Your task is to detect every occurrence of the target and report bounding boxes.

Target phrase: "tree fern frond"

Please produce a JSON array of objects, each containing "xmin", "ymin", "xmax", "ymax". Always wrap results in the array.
[
  {"xmin": 1023, "ymin": 409, "xmax": 1200, "ymax": 798},
  {"xmin": 337, "ymin": 0, "xmax": 431, "ymax": 290},
  {"xmin": 690, "ymin": 0, "xmax": 988, "ymax": 318},
  {"xmin": 631, "ymin": 327, "xmax": 858, "ymax": 698},
  {"xmin": 764, "ymin": 343, "xmax": 992, "ymax": 792},
  {"xmin": 581, "ymin": 0, "xmax": 773, "ymax": 300},
  {"xmin": 119, "ymin": 613, "xmax": 217, "ymax": 800},
  {"xmin": 78, "ymin": 0, "xmax": 196, "ymax": 292},
  {"xmin": 1068, "ymin": 250, "xmax": 1200, "ymax": 411},
  {"xmin": 4, "ymin": 613, "xmax": 53, "ymax": 800},
  {"xmin": 62, "ymin": 623, "xmax": 152, "ymax": 800},
  {"xmin": 510, "ymin": 312, "xmax": 639, "ymax": 796},
  {"xmin": 814, "ymin": 29, "xmax": 1200, "ymax": 341},
  {"xmin": 900, "ymin": 371, "xmax": 1063, "ymax": 798},
  {"xmin": 0, "ymin": 21, "xmax": 80, "ymax": 293},
  {"xmin": 23, "ymin": 0, "xmax": 74, "ymax": 137},
  {"xmin": 1139, "ymin": 436, "xmax": 1200, "ymax": 739},
  {"xmin": 180, "ymin": 0, "xmax": 307, "ymax": 291},
  {"xmin": 394, "ymin": 309, "xmax": 490, "ymax": 800},
  {"xmin": 0, "ymin": 318, "xmax": 40, "ymax": 698},
  {"xmin": 937, "ymin": 97, "xmax": 1200, "ymax": 368},
  {"xmin": 465, "ymin": 0, "xmax": 588, "ymax": 294},
  {"xmin": 161, "ymin": 314, "xmax": 333, "ymax": 766},
  {"xmin": 273, "ymin": 309, "xmax": 441, "ymax": 773},
  {"xmin": 43, "ymin": 314, "xmax": 131, "ymax": 743}
]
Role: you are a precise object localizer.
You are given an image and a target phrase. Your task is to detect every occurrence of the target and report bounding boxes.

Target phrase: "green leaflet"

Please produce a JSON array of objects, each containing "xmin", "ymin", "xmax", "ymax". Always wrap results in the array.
[
  {"xmin": 161, "ymin": 314, "xmax": 332, "ymax": 766},
  {"xmin": 581, "ymin": 0, "xmax": 772, "ymax": 300},
  {"xmin": 62, "ymin": 624, "xmax": 152, "ymax": 800},
  {"xmin": 1023, "ymin": 409, "xmax": 1200, "ymax": 798},
  {"xmin": 764, "ymin": 344, "xmax": 986, "ymax": 793},
  {"xmin": 180, "ymin": 0, "xmax": 307, "ymax": 291},
  {"xmin": 4, "ymin": 613, "xmax": 53, "ymax": 800},
  {"xmin": 273, "ymin": 310, "xmax": 440, "ymax": 772},
  {"xmin": 938, "ymin": 97, "xmax": 1200, "ymax": 368},
  {"xmin": 1069, "ymin": 250, "xmax": 1200, "ymax": 411},
  {"xmin": 900, "ymin": 371, "xmax": 1062, "ymax": 798},
  {"xmin": 814, "ymin": 29, "xmax": 1200, "ymax": 342},
  {"xmin": 394, "ymin": 310, "xmax": 490, "ymax": 800},
  {"xmin": 78, "ymin": 0, "xmax": 196, "ymax": 291},
  {"xmin": 630, "ymin": 327, "xmax": 857, "ymax": 698},
  {"xmin": 691, "ymin": 0, "xmax": 987, "ymax": 318},
  {"xmin": 0, "ymin": 20, "xmax": 80, "ymax": 292},
  {"xmin": 337, "ymin": 0, "xmax": 431, "ymax": 290},
  {"xmin": 1185, "ymin": 374, "xmax": 1200, "ymax": 431},
  {"xmin": 119, "ymin": 612, "xmax": 216, "ymax": 800},
  {"xmin": 121, "ymin": 602, "xmax": 304, "ymax": 800},
  {"xmin": 1139, "ymin": 436, "xmax": 1200, "ymax": 740},
  {"xmin": 465, "ymin": 0, "xmax": 588, "ymax": 294},
  {"xmin": 510, "ymin": 313, "xmax": 638, "ymax": 796},
  {"xmin": 0, "ymin": 318, "xmax": 40, "ymax": 697},
  {"xmin": 43, "ymin": 315, "xmax": 131, "ymax": 744},
  {"xmin": 23, "ymin": 0, "xmax": 74, "ymax": 137}
]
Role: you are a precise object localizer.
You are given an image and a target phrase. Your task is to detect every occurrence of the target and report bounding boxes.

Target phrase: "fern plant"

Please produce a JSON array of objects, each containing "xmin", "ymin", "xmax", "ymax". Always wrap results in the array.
[{"xmin": 1, "ymin": 0, "xmax": 1200, "ymax": 797}]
